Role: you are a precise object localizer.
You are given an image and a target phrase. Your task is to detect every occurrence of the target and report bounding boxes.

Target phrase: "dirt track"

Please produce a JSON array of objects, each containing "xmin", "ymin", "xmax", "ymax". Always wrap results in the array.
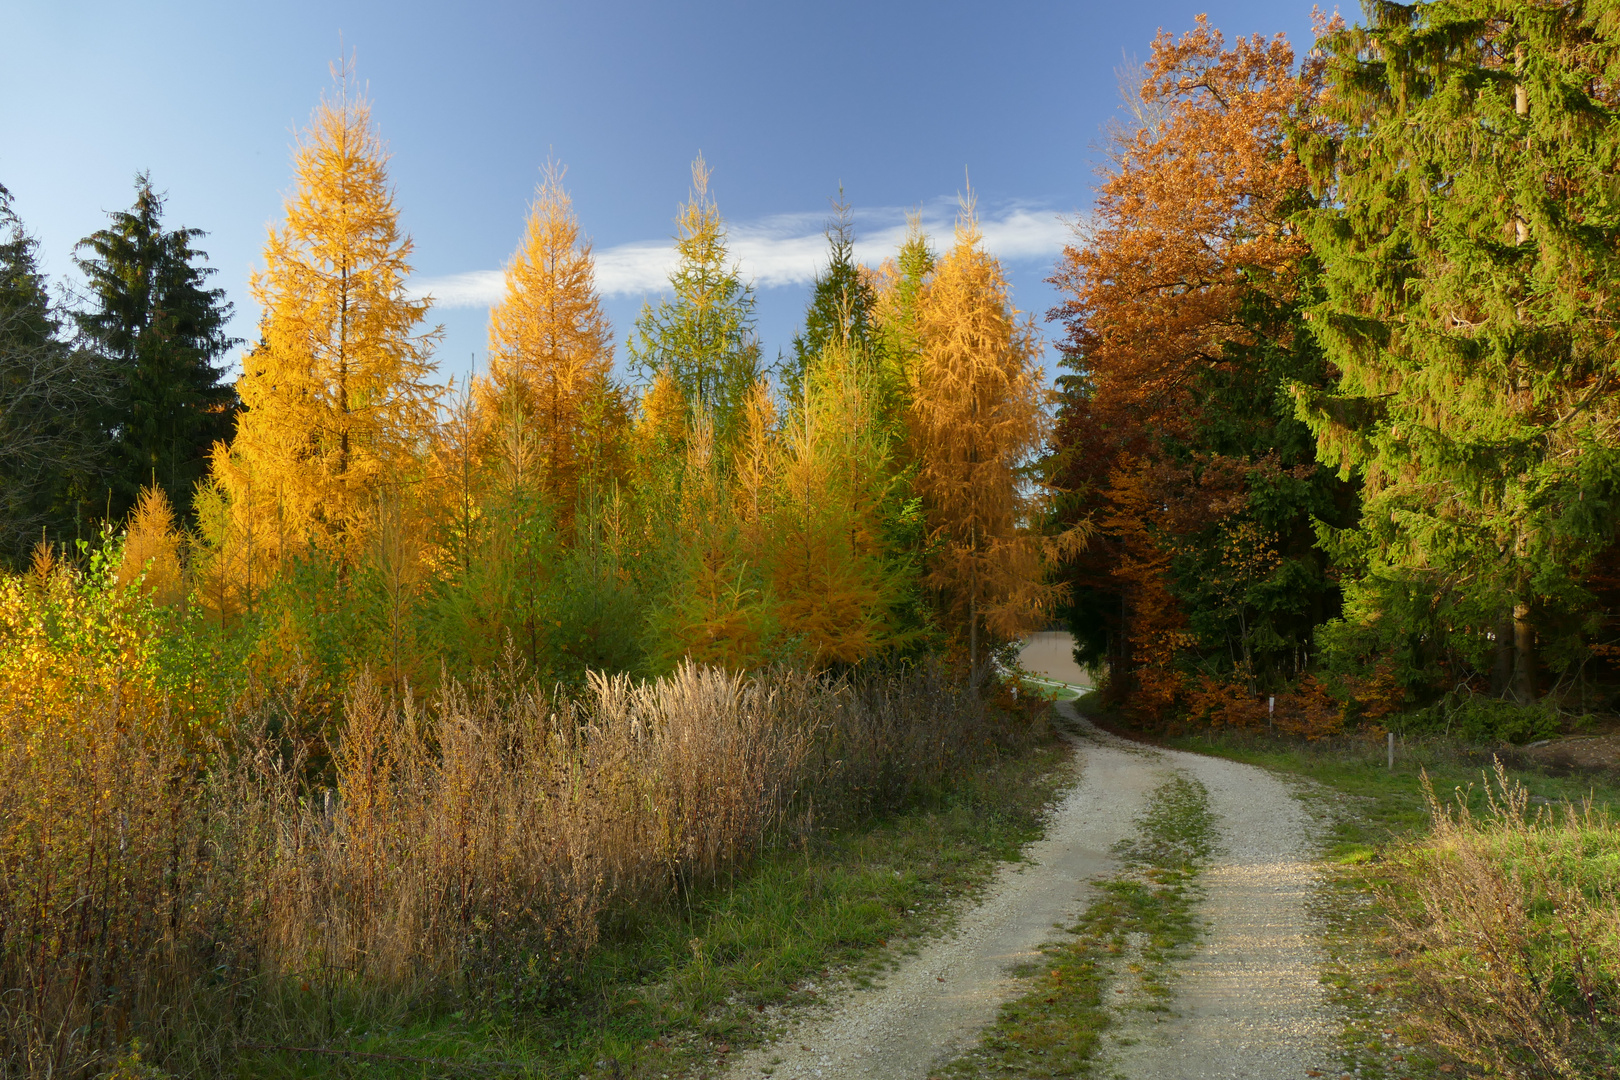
[{"xmin": 721, "ymin": 706, "xmax": 1339, "ymax": 1080}]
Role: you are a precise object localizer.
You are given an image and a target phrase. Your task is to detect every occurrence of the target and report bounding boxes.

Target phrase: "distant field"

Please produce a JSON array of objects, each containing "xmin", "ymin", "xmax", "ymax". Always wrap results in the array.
[{"xmin": 1019, "ymin": 631, "xmax": 1092, "ymax": 690}]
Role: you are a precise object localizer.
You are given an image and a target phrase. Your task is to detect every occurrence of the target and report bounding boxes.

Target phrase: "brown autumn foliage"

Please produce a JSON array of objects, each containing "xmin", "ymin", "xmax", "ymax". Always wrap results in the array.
[
  {"xmin": 0, "ymin": 656, "xmax": 1032, "ymax": 1076},
  {"xmin": 1047, "ymin": 19, "xmax": 1335, "ymax": 722},
  {"xmin": 1051, "ymin": 16, "xmax": 1324, "ymax": 448}
]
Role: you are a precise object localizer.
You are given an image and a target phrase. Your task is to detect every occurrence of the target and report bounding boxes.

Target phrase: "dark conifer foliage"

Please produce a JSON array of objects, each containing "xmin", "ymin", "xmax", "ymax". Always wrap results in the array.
[
  {"xmin": 75, "ymin": 173, "xmax": 238, "ymax": 522},
  {"xmin": 0, "ymin": 182, "xmax": 113, "ymax": 564},
  {"xmin": 786, "ymin": 194, "xmax": 876, "ymax": 398}
]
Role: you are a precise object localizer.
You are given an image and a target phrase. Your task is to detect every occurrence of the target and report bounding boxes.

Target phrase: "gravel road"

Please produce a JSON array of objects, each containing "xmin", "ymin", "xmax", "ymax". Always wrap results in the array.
[
  {"xmin": 1103, "ymin": 731, "xmax": 1338, "ymax": 1079},
  {"xmin": 720, "ymin": 705, "xmax": 1339, "ymax": 1080}
]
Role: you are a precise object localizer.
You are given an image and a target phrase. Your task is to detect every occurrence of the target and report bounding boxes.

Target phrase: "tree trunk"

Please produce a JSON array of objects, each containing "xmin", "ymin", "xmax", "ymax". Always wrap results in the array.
[
  {"xmin": 1515, "ymin": 43, "xmax": 1530, "ymax": 246},
  {"xmin": 1492, "ymin": 609, "xmax": 1514, "ymax": 696},
  {"xmin": 1513, "ymin": 598, "xmax": 1537, "ymax": 703},
  {"xmin": 968, "ymin": 590, "xmax": 980, "ymax": 698}
]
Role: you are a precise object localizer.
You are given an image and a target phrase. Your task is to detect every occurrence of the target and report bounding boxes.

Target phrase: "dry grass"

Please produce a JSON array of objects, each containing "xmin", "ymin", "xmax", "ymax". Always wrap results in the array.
[
  {"xmin": 0, "ymin": 657, "xmax": 1027, "ymax": 1077},
  {"xmin": 1388, "ymin": 762, "xmax": 1620, "ymax": 1079}
]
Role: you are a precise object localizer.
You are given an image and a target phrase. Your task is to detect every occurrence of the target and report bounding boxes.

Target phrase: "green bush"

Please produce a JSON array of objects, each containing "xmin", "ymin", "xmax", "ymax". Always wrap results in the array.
[{"xmin": 1401, "ymin": 696, "xmax": 1560, "ymax": 745}]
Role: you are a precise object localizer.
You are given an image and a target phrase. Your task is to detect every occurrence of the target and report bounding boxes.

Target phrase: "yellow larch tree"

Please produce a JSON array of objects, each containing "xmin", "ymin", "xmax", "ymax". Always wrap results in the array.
[
  {"xmin": 115, "ymin": 486, "xmax": 184, "ymax": 608},
  {"xmin": 768, "ymin": 347, "xmax": 898, "ymax": 667},
  {"xmin": 911, "ymin": 195, "xmax": 1074, "ymax": 685},
  {"xmin": 206, "ymin": 64, "xmax": 440, "ymax": 585},
  {"xmin": 649, "ymin": 410, "xmax": 771, "ymax": 671},
  {"xmin": 477, "ymin": 161, "xmax": 622, "ymax": 529}
]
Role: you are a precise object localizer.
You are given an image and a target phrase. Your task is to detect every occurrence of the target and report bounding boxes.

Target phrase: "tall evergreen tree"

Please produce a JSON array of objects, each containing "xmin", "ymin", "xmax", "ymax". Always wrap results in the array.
[
  {"xmin": 0, "ymin": 182, "xmax": 111, "ymax": 563},
  {"xmin": 1299, "ymin": 0, "xmax": 1620, "ymax": 700},
  {"xmin": 910, "ymin": 195, "xmax": 1071, "ymax": 686},
  {"xmin": 785, "ymin": 193, "xmax": 875, "ymax": 398},
  {"xmin": 75, "ymin": 173, "xmax": 237, "ymax": 522},
  {"xmin": 628, "ymin": 156, "xmax": 761, "ymax": 454}
]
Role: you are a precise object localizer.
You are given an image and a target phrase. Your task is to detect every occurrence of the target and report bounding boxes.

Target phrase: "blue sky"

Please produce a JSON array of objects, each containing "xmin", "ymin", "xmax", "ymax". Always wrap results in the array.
[{"xmin": 2, "ymin": 0, "xmax": 1324, "ymax": 386}]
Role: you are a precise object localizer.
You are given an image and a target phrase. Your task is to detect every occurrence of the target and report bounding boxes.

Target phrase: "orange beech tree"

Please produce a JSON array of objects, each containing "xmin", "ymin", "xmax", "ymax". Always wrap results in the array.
[
  {"xmin": 1046, "ymin": 18, "xmax": 1351, "ymax": 723},
  {"xmin": 202, "ymin": 66, "xmax": 440, "ymax": 609},
  {"xmin": 912, "ymin": 197, "xmax": 1077, "ymax": 686}
]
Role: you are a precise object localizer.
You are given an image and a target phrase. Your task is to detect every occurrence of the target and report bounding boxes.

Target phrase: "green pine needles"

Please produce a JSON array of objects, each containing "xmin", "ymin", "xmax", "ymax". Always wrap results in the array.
[{"xmin": 1299, "ymin": 0, "xmax": 1620, "ymax": 696}]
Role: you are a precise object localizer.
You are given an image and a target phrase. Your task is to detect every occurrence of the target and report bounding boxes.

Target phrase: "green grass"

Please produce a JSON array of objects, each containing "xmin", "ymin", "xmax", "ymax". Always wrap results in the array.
[
  {"xmin": 942, "ymin": 773, "xmax": 1215, "ymax": 1079},
  {"xmin": 1019, "ymin": 676, "xmax": 1087, "ymax": 702},
  {"xmin": 1161, "ymin": 728, "xmax": 1620, "ymax": 863},
  {"xmin": 225, "ymin": 740, "xmax": 1073, "ymax": 1079},
  {"xmin": 1153, "ymin": 722, "xmax": 1620, "ymax": 1080}
]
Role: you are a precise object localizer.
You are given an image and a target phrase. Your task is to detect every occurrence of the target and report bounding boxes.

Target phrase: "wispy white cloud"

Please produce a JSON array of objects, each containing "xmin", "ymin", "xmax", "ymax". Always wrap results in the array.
[{"xmin": 412, "ymin": 200, "xmax": 1076, "ymax": 310}]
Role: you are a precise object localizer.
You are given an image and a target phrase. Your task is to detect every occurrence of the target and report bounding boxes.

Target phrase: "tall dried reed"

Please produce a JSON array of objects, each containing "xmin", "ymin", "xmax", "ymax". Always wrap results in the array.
[
  {"xmin": 0, "ymin": 657, "xmax": 1026, "ymax": 1077},
  {"xmin": 1389, "ymin": 762, "xmax": 1620, "ymax": 1079},
  {"xmin": 0, "ymin": 684, "xmax": 208, "ymax": 1079}
]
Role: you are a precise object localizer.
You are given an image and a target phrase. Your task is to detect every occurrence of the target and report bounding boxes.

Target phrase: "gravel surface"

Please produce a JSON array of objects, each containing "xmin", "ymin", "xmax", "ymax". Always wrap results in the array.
[
  {"xmin": 723, "ymin": 720, "xmax": 1167, "ymax": 1080},
  {"xmin": 1103, "ymin": 730, "xmax": 1338, "ymax": 1079},
  {"xmin": 721, "ymin": 706, "xmax": 1339, "ymax": 1080}
]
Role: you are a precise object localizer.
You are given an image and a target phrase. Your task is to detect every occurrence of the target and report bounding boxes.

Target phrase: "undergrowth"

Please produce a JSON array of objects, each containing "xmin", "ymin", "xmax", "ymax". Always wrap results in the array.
[{"xmin": 0, "ymin": 641, "xmax": 1061, "ymax": 1079}]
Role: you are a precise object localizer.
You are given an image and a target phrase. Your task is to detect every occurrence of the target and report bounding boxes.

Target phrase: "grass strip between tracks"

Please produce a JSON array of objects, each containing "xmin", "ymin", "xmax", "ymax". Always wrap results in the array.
[{"xmin": 940, "ymin": 772, "xmax": 1215, "ymax": 1079}]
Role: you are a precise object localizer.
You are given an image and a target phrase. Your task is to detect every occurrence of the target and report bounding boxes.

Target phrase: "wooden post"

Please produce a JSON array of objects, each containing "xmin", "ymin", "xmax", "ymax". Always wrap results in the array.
[{"xmin": 1388, "ymin": 730, "xmax": 1395, "ymax": 771}]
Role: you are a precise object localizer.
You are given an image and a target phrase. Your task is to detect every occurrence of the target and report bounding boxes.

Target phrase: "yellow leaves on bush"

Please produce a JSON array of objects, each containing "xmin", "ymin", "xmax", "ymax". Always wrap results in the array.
[{"xmin": 0, "ymin": 558, "xmax": 154, "ymax": 722}]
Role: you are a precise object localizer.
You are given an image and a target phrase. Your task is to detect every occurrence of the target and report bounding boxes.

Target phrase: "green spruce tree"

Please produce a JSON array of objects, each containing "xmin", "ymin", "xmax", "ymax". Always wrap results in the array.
[
  {"xmin": 0, "ymin": 182, "xmax": 112, "ymax": 563},
  {"xmin": 75, "ymin": 173, "xmax": 238, "ymax": 522},
  {"xmin": 1299, "ymin": 0, "xmax": 1620, "ymax": 700},
  {"xmin": 785, "ymin": 192, "xmax": 875, "ymax": 399}
]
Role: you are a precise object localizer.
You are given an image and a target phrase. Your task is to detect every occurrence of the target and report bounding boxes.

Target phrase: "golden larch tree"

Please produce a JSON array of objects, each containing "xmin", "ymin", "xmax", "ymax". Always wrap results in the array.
[
  {"xmin": 208, "ymin": 64, "xmax": 440, "ymax": 578},
  {"xmin": 911, "ymin": 196, "xmax": 1068, "ymax": 684},
  {"xmin": 478, "ymin": 161, "xmax": 621, "ymax": 527},
  {"xmin": 769, "ymin": 348, "xmax": 897, "ymax": 667}
]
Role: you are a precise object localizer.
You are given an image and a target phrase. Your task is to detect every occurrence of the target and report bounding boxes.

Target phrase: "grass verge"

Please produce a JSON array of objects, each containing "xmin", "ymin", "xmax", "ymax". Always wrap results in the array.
[
  {"xmin": 1161, "ymin": 726, "xmax": 1620, "ymax": 1080},
  {"xmin": 940, "ymin": 771, "xmax": 1214, "ymax": 1079},
  {"xmin": 226, "ymin": 738, "xmax": 1073, "ymax": 1080}
]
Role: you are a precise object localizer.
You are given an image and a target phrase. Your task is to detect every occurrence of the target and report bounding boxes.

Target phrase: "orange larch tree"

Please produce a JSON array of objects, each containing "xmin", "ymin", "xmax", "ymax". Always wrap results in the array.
[
  {"xmin": 912, "ymin": 195, "xmax": 1073, "ymax": 686},
  {"xmin": 477, "ymin": 161, "xmax": 624, "ymax": 532}
]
